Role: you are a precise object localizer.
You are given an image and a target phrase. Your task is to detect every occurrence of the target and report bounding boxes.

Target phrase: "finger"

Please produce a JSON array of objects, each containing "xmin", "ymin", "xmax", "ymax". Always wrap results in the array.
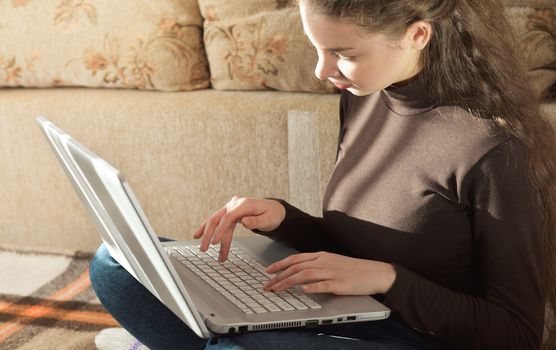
[
  {"xmin": 200, "ymin": 215, "xmax": 223, "ymax": 252},
  {"xmin": 192, "ymin": 222, "xmax": 206, "ymax": 239},
  {"xmin": 211, "ymin": 211, "xmax": 237, "ymax": 245},
  {"xmin": 211, "ymin": 198, "xmax": 254, "ymax": 245},
  {"xmin": 199, "ymin": 206, "xmax": 228, "ymax": 249},
  {"xmin": 265, "ymin": 269, "xmax": 331, "ymax": 292},
  {"xmin": 265, "ymin": 252, "xmax": 321, "ymax": 274},
  {"xmin": 263, "ymin": 260, "xmax": 315, "ymax": 289},
  {"xmin": 218, "ymin": 222, "xmax": 236, "ymax": 262},
  {"xmin": 239, "ymin": 216, "xmax": 258, "ymax": 230},
  {"xmin": 300, "ymin": 280, "xmax": 336, "ymax": 294},
  {"xmin": 194, "ymin": 206, "xmax": 226, "ymax": 240},
  {"xmin": 239, "ymin": 211, "xmax": 272, "ymax": 231},
  {"xmin": 240, "ymin": 199, "xmax": 285, "ymax": 232}
]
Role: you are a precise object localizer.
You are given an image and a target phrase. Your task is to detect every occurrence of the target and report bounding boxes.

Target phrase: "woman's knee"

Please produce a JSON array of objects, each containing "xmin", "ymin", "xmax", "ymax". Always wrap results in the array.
[
  {"xmin": 90, "ymin": 244, "xmax": 112, "ymax": 284},
  {"xmin": 89, "ymin": 244, "xmax": 129, "ymax": 303}
]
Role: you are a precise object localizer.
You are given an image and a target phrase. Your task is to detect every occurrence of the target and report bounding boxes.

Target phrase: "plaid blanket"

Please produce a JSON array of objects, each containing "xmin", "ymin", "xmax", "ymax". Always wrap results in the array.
[{"xmin": 0, "ymin": 247, "xmax": 119, "ymax": 350}]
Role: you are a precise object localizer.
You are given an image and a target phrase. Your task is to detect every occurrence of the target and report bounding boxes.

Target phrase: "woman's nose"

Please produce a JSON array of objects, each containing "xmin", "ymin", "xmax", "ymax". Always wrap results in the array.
[{"xmin": 314, "ymin": 52, "xmax": 340, "ymax": 81}]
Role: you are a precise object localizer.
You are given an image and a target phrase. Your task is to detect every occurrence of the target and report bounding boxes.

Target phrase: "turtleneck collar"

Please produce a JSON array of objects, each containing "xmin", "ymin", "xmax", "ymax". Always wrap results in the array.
[{"xmin": 381, "ymin": 75, "xmax": 437, "ymax": 116}]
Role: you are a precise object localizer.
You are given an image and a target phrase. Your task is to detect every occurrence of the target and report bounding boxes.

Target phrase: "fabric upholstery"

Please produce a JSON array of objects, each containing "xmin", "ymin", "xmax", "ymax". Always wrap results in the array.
[
  {"xmin": 0, "ymin": 0, "xmax": 209, "ymax": 91},
  {"xmin": 199, "ymin": 0, "xmax": 336, "ymax": 93},
  {"xmin": 0, "ymin": 87, "xmax": 340, "ymax": 253},
  {"xmin": 505, "ymin": 5, "xmax": 556, "ymax": 98},
  {"xmin": 503, "ymin": 0, "xmax": 556, "ymax": 6}
]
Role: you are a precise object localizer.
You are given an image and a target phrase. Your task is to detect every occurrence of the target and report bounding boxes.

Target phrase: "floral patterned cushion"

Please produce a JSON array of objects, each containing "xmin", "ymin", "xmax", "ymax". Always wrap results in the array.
[
  {"xmin": 199, "ymin": 0, "xmax": 336, "ymax": 93},
  {"xmin": 0, "ymin": 0, "xmax": 209, "ymax": 91}
]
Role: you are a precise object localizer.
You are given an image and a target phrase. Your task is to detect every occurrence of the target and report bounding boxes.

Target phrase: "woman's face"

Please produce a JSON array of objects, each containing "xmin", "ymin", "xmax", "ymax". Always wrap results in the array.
[{"xmin": 299, "ymin": 3, "xmax": 424, "ymax": 96}]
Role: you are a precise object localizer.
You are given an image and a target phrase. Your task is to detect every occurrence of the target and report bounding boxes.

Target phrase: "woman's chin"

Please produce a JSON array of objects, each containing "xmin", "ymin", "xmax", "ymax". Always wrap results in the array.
[{"xmin": 347, "ymin": 87, "xmax": 376, "ymax": 96}]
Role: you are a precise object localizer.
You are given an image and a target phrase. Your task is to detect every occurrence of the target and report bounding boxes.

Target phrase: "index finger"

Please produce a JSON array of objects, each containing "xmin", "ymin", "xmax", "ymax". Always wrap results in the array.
[
  {"xmin": 265, "ymin": 252, "xmax": 320, "ymax": 274},
  {"xmin": 193, "ymin": 206, "xmax": 226, "ymax": 239},
  {"xmin": 211, "ymin": 198, "xmax": 257, "ymax": 245}
]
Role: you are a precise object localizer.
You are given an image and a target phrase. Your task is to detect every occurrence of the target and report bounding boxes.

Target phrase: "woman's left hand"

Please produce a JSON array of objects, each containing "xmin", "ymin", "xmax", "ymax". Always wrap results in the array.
[{"xmin": 263, "ymin": 251, "xmax": 397, "ymax": 295}]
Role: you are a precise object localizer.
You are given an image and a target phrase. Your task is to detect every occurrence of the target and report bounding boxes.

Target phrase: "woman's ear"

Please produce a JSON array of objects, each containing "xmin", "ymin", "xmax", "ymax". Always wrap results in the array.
[{"xmin": 405, "ymin": 20, "xmax": 432, "ymax": 51}]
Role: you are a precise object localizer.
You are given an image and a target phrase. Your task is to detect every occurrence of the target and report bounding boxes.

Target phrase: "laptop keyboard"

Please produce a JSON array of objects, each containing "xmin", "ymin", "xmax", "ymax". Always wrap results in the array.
[{"xmin": 165, "ymin": 245, "xmax": 321, "ymax": 315}]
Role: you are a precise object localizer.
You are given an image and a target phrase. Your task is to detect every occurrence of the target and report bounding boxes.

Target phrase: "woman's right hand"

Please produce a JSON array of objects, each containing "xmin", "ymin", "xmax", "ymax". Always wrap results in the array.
[{"xmin": 193, "ymin": 196, "xmax": 286, "ymax": 262}]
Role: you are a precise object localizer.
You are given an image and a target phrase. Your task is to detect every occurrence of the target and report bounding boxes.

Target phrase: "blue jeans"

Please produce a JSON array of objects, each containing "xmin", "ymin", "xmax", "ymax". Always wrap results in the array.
[{"xmin": 89, "ymin": 241, "xmax": 433, "ymax": 350}]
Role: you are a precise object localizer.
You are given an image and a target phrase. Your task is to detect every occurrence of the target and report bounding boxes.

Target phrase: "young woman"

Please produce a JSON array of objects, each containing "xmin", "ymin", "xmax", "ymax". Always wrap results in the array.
[{"xmin": 90, "ymin": 0, "xmax": 556, "ymax": 349}]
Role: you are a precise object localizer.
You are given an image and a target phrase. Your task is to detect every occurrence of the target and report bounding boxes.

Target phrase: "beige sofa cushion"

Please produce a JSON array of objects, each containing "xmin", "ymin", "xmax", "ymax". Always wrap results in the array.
[
  {"xmin": 199, "ymin": 0, "xmax": 336, "ymax": 93},
  {"xmin": 505, "ymin": 6, "xmax": 556, "ymax": 99},
  {"xmin": 503, "ymin": 0, "xmax": 556, "ymax": 6},
  {"xmin": 0, "ymin": 0, "xmax": 209, "ymax": 91},
  {"xmin": 0, "ymin": 88, "xmax": 341, "ymax": 252}
]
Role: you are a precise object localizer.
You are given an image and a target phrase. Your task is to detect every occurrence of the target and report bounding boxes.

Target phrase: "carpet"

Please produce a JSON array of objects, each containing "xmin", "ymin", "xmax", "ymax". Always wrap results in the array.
[{"xmin": 0, "ymin": 246, "xmax": 120, "ymax": 350}]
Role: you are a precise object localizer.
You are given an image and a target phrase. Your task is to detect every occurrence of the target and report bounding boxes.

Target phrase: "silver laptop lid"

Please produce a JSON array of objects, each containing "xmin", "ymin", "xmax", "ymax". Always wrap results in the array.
[{"xmin": 36, "ymin": 116, "xmax": 210, "ymax": 338}]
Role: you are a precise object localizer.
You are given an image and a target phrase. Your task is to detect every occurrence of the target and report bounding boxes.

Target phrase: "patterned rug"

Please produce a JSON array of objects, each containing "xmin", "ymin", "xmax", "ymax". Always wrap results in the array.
[{"xmin": 0, "ymin": 246, "xmax": 119, "ymax": 350}]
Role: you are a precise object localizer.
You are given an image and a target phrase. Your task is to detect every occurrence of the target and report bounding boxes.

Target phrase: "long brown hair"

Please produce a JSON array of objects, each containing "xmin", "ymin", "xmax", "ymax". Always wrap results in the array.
[{"xmin": 299, "ymin": 0, "xmax": 556, "ymax": 344}]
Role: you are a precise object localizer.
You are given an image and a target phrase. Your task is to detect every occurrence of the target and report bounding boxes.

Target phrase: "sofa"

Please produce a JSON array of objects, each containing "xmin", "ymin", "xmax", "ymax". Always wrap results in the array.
[
  {"xmin": 0, "ymin": 0, "xmax": 554, "ymax": 254},
  {"xmin": 1, "ymin": 0, "xmax": 556, "ymax": 348},
  {"xmin": 0, "ymin": 0, "xmax": 343, "ymax": 253}
]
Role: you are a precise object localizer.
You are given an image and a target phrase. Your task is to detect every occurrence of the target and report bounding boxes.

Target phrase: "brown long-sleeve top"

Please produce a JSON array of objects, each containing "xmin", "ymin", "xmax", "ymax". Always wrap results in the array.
[{"xmin": 259, "ymin": 77, "xmax": 546, "ymax": 349}]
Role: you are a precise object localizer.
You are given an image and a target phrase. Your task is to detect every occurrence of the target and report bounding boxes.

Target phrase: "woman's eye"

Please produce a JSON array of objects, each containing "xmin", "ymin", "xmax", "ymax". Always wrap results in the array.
[{"xmin": 336, "ymin": 53, "xmax": 357, "ymax": 62}]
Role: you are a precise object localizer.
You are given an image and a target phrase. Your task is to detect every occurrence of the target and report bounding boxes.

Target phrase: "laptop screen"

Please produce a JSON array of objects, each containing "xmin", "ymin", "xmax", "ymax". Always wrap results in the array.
[{"xmin": 36, "ymin": 117, "xmax": 210, "ymax": 338}]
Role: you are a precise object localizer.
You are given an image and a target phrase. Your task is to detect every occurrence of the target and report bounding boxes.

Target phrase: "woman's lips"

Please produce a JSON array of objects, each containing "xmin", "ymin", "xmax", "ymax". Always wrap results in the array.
[{"xmin": 332, "ymin": 82, "xmax": 352, "ymax": 89}]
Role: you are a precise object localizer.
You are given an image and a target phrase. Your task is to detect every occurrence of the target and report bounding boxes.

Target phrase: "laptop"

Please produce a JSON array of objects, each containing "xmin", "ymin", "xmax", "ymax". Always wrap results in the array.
[{"xmin": 36, "ymin": 116, "xmax": 390, "ymax": 338}]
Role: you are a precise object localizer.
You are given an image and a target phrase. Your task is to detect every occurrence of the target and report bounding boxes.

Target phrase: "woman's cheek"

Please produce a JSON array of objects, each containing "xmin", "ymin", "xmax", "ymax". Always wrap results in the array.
[
  {"xmin": 340, "ymin": 68, "xmax": 359, "ymax": 85},
  {"xmin": 351, "ymin": 68, "xmax": 374, "ymax": 89}
]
